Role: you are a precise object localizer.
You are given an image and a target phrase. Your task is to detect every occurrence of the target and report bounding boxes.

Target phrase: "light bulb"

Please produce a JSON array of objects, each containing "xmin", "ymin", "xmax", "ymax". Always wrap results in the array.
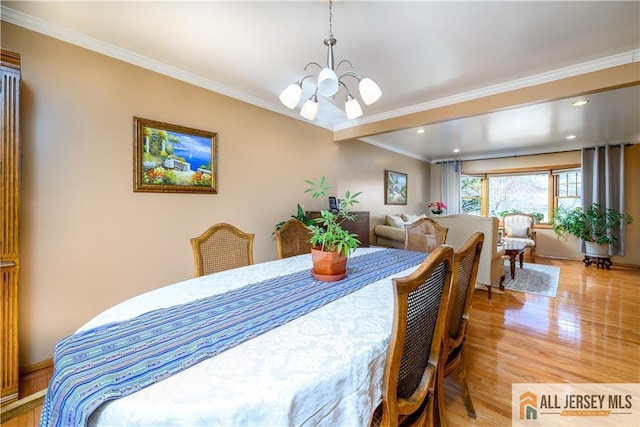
[
  {"xmin": 359, "ymin": 77, "xmax": 382, "ymax": 105},
  {"xmin": 317, "ymin": 68, "xmax": 339, "ymax": 96},
  {"xmin": 279, "ymin": 82, "xmax": 302, "ymax": 109},
  {"xmin": 300, "ymin": 95, "xmax": 319, "ymax": 121},
  {"xmin": 344, "ymin": 94, "xmax": 363, "ymax": 120}
]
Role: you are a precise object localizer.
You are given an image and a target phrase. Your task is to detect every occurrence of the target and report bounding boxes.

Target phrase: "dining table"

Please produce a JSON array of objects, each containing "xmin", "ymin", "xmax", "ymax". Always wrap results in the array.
[{"xmin": 40, "ymin": 247, "xmax": 430, "ymax": 427}]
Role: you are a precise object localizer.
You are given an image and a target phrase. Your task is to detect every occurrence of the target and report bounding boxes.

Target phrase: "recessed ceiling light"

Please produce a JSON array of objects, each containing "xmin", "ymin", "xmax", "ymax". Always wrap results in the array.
[
  {"xmin": 572, "ymin": 99, "xmax": 589, "ymax": 107},
  {"xmin": 416, "ymin": 129, "xmax": 425, "ymax": 134},
  {"xmin": 453, "ymin": 148, "xmax": 460, "ymax": 153},
  {"xmin": 566, "ymin": 134, "xmax": 577, "ymax": 140}
]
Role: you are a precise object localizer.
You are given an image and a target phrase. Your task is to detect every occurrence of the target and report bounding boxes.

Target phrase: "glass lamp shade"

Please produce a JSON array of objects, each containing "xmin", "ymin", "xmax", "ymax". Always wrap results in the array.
[
  {"xmin": 279, "ymin": 83, "xmax": 303, "ymax": 109},
  {"xmin": 300, "ymin": 95, "xmax": 319, "ymax": 121},
  {"xmin": 359, "ymin": 77, "xmax": 382, "ymax": 105},
  {"xmin": 317, "ymin": 68, "xmax": 339, "ymax": 96},
  {"xmin": 344, "ymin": 94, "xmax": 363, "ymax": 120}
]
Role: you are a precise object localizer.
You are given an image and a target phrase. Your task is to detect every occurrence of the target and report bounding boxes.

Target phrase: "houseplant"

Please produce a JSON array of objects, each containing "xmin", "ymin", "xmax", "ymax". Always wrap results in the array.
[
  {"xmin": 273, "ymin": 203, "xmax": 314, "ymax": 235},
  {"xmin": 304, "ymin": 177, "xmax": 361, "ymax": 281},
  {"xmin": 552, "ymin": 203, "xmax": 633, "ymax": 256}
]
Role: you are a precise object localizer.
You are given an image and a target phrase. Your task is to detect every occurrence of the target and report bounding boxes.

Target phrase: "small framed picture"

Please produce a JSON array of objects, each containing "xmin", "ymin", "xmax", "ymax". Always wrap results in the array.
[
  {"xmin": 133, "ymin": 117, "xmax": 217, "ymax": 194},
  {"xmin": 385, "ymin": 170, "xmax": 407, "ymax": 205}
]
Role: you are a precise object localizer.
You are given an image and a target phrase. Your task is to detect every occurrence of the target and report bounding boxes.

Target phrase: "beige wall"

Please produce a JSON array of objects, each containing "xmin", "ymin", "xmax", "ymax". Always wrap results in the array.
[
  {"xmin": 2, "ymin": 24, "xmax": 432, "ymax": 366},
  {"xmin": 337, "ymin": 140, "xmax": 431, "ymax": 244}
]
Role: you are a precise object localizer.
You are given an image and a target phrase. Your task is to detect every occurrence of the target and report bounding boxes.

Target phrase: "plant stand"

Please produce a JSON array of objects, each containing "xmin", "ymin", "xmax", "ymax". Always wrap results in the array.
[{"xmin": 583, "ymin": 255, "xmax": 612, "ymax": 270}]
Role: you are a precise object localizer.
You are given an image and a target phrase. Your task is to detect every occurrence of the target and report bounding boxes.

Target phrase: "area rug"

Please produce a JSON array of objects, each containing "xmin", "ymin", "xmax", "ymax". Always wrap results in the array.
[{"xmin": 500, "ymin": 261, "xmax": 560, "ymax": 297}]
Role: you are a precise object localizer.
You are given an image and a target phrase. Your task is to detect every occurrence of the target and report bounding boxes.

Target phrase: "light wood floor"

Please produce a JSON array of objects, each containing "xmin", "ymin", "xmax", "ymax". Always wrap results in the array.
[
  {"xmin": 2, "ymin": 258, "xmax": 639, "ymax": 426},
  {"xmin": 443, "ymin": 257, "xmax": 640, "ymax": 426}
]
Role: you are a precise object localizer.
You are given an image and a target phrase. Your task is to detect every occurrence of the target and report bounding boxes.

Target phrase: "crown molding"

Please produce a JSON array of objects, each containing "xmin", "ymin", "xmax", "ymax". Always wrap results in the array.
[
  {"xmin": 3, "ymin": 5, "xmax": 637, "ymax": 136},
  {"xmin": 0, "ymin": 5, "xmax": 303, "ymax": 126}
]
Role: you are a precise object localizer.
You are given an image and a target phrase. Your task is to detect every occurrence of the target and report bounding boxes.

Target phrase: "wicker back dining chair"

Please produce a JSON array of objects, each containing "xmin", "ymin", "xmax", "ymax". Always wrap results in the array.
[
  {"xmin": 190, "ymin": 223, "xmax": 255, "ymax": 277},
  {"xmin": 404, "ymin": 218, "xmax": 448, "ymax": 253},
  {"xmin": 274, "ymin": 218, "xmax": 312, "ymax": 259},
  {"xmin": 436, "ymin": 231, "xmax": 484, "ymax": 423},
  {"xmin": 370, "ymin": 245, "xmax": 455, "ymax": 427}
]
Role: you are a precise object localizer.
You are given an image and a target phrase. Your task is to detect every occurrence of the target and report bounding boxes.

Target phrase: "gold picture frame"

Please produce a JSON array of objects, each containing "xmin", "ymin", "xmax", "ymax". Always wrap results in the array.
[
  {"xmin": 133, "ymin": 117, "xmax": 217, "ymax": 194},
  {"xmin": 384, "ymin": 170, "xmax": 407, "ymax": 205}
]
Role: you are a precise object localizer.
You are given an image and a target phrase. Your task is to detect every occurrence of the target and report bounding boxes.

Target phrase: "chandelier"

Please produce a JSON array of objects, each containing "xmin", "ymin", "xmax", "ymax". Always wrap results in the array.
[{"xmin": 279, "ymin": 0, "xmax": 382, "ymax": 121}]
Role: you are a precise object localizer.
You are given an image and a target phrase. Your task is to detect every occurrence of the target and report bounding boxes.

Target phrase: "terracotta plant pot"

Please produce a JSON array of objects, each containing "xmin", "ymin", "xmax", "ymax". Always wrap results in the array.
[{"xmin": 311, "ymin": 248, "xmax": 347, "ymax": 281}]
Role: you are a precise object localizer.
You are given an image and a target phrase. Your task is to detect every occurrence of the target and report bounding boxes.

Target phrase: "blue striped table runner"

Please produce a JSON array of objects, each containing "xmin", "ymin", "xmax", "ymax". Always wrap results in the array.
[{"xmin": 40, "ymin": 249, "xmax": 427, "ymax": 427}]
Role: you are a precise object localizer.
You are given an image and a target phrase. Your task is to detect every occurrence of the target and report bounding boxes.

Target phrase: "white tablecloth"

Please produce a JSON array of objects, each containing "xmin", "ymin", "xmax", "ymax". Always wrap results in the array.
[{"xmin": 81, "ymin": 248, "xmax": 419, "ymax": 427}]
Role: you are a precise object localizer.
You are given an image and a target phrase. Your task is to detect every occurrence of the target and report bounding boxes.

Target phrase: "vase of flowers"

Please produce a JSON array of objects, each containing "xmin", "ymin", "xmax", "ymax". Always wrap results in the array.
[{"xmin": 428, "ymin": 201, "xmax": 447, "ymax": 215}]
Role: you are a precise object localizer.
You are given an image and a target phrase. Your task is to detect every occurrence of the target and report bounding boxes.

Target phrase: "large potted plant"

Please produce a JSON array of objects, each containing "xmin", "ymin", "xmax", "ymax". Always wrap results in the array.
[
  {"xmin": 304, "ymin": 177, "xmax": 361, "ymax": 281},
  {"xmin": 553, "ymin": 203, "xmax": 633, "ymax": 256}
]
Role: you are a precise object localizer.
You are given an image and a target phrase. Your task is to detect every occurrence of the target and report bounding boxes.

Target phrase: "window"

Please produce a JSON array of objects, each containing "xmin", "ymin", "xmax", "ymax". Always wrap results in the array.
[
  {"xmin": 555, "ymin": 170, "xmax": 581, "ymax": 211},
  {"xmin": 488, "ymin": 173, "xmax": 549, "ymax": 222},
  {"xmin": 460, "ymin": 176, "xmax": 483, "ymax": 215},
  {"xmin": 458, "ymin": 168, "xmax": 581, "ymax": 224}
]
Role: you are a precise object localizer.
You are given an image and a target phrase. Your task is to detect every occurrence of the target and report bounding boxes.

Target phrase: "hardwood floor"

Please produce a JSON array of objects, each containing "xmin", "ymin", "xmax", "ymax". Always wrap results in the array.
[
  {"xmin": 2, "ymin": 258, "xmax": 638, "ymax": 426},
  {"xmin": 443, "ymin": 257, "xmax": 640, "ymax": 426}
]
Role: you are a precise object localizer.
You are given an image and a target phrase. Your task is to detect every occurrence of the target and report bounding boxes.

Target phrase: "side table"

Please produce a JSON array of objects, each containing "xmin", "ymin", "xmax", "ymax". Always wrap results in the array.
[{"xmin": 500, "ymin": 240, "xmax": 527, "ymax": 290}]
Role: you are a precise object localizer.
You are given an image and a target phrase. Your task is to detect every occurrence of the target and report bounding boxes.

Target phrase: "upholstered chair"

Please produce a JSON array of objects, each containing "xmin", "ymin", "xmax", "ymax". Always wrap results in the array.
[
  {"xmin": 431, "ymin": 214, "xmax": 504, "ymax": 299},
  {"xmin": 502, "ymin": 213, "xmax": 536, "ymax": 262}
]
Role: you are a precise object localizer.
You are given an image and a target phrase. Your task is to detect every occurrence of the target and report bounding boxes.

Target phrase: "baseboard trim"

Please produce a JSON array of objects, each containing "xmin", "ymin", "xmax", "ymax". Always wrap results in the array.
[
  {"xmin": 0, "ymin": 388, "xmax": 46, "ymax": 423},
  {"xmin": 20, "ymin": 358, "xmax": 53, "ymax": 375}
]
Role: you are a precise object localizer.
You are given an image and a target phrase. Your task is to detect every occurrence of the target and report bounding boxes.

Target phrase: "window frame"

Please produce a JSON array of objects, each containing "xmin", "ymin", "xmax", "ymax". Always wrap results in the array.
[{"xmin": 460, "ymin": 165, "xmax": 581, "ymax": 225}]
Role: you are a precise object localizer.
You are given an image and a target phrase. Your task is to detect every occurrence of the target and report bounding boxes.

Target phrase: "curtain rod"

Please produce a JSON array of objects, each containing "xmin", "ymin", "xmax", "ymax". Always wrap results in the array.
[{"xmin": 582, "ymin": 143, "xmax": 633, "ymax": 151}]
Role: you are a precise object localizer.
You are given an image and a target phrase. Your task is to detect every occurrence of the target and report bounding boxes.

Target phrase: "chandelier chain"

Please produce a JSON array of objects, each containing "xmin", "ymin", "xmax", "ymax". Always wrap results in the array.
[{"xmin": 328, "ymin": 0, "xmax": 333, "ymax": 38}]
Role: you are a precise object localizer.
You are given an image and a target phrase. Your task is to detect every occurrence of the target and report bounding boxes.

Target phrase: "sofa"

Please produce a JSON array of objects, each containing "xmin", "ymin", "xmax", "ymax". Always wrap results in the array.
[
  {"xmin": 374, "ymin": 213, "xmax": 427, "ymax": 249},
  {"xmin": 374, "ymin": 213, "xmax": 505, "ymax": 295}
]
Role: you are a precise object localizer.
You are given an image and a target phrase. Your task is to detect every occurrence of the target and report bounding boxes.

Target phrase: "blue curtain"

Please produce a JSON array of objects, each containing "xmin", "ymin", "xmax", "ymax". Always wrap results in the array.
[{"xmin": 581, "ymin": 144, "xmax": 626, "ymax": 256}]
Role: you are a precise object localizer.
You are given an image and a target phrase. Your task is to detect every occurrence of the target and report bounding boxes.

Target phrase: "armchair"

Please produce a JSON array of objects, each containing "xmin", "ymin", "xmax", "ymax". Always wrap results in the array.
[
  {"xmin": 502, "ymin": 213, "xmax": 536, "ymax": 262},
  {"xmin": 432, "ymin": 214, "xmax": 504, "ymax": 299}
]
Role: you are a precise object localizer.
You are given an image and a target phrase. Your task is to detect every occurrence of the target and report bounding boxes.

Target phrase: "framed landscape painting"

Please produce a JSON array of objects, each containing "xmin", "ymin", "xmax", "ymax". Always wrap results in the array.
[
  {"xmin": 133, "ymin": 117, "xmax": 217, "ymax": 194},
  {"xmin": 384, "ymin": 170, "xmax": 407, "ymax": 205}
]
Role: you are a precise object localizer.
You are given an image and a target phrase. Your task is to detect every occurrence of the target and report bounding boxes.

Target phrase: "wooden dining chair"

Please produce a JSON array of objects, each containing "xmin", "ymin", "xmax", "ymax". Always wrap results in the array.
[
  {"xmin": 436, "ymin": 231, "xmax": 484, "ymax": 423},
  {"xmin": 190, "ymin": 223, "xmax": 254, "ymax": 276},
  {"xmin": 274, "ymin": 218, "xmax": 312, "ymax": 259},
  {"xmin": 404, "ymin": 218, "xmax": 448, "ymax": 253},
  {"xmin": 370, "ymin": 245, "xmax": 455, "ymax": 427}
]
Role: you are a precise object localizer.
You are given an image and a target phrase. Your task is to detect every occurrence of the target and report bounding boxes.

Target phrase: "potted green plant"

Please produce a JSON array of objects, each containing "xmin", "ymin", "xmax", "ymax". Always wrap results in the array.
[
  {"xmin": 552, "ymin": 203, "xmax": 633, "ymax": 256},
  {"xmin": 304, "ymin": 177, "xmax": 361, "ymax": 281}
]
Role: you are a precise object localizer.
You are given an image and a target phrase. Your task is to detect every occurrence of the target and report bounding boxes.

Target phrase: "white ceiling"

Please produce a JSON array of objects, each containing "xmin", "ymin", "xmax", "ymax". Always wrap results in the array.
[{"xmin": 2, "ymin": 1, "xmax": 639, "ymax": 162}]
